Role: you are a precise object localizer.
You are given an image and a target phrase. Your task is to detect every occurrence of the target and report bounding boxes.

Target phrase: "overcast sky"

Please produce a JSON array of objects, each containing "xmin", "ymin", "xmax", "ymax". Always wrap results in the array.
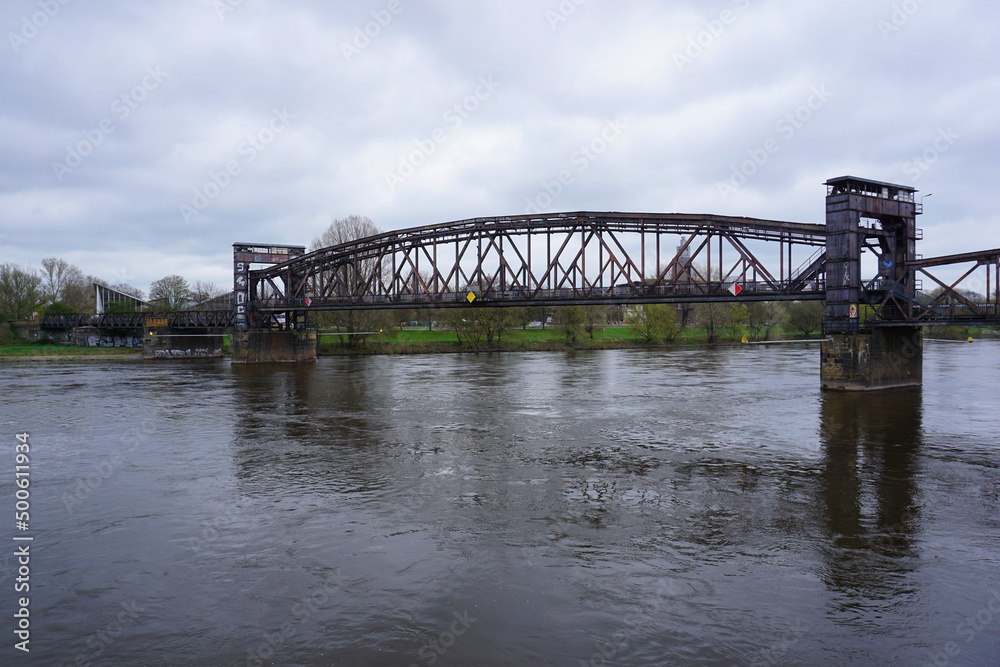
[{"xmin": 1, "ymin": 0, "xmax": 997, "ymax": 294}]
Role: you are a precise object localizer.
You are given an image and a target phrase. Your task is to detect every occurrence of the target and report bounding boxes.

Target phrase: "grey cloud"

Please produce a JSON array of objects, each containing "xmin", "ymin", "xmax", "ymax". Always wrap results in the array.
[{"xmin": 0, "ymin": 0, "xmax": 997, "ymax": 291}]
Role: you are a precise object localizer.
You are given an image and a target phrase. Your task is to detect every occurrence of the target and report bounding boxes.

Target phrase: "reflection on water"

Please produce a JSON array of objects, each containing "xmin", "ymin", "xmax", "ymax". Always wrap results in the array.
[
  {"xmin": 819, "ymin": 388, "xmax": 922, "ymax": 604},
  {"xmin": 1, "ymin": 344, "xmax": 999, "ymax": 665}
]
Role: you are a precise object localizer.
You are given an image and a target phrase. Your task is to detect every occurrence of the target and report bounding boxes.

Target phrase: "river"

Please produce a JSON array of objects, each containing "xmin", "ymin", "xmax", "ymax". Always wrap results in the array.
[{"xmin": 1, "ymin": 341, "xmax": 999, "ymax": 665}]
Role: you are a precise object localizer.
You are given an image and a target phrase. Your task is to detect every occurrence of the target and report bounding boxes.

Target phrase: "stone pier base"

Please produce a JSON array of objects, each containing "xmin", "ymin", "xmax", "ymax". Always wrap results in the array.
[
  {"xmin": 231, "ymin": 330, "xmax": 316, "ymax": 363},
  {"xmin": 144, "ymin": 332, "xmax": 225, "ymax": 360},
  {"xmin": 821, "ymin": 326, "xmax": 922, "ymax": 391}
]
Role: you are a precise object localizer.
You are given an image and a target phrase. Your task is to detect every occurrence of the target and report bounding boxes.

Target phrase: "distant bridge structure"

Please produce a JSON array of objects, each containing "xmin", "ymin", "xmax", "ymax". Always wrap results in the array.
[
  {"xmin": 42, "ymin": 311, "xmax": 235, "ymax": 330},
  {"xmin": 38, "ymin": 175, "xmax": 1000, "ymax": 388},
  {"xmin": 243, "ymin": 213, "xmax": 830, "ymax": 324},
  {"xmin": 242, "ymin": 177, "xmax": 999, "ymax": 332},
  {"xmin": 232, "ymin": 176, "xmax": 1000, "ymax": 388}
]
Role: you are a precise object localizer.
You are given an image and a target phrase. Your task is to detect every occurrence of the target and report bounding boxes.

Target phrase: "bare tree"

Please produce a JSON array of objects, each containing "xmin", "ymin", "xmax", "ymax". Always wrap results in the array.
[
  {"xmin": 582, "ymin": 305, "xmax": 609, "ymax": 339},
  {"xmin": 473, "ymin": 307, "xmax": 517, "ymax": 346},
  {"xmin": 190, "ymin": 280, "xmax": 226, "ymax": 305},
  {"xmin": 0, "ymin": 264, "xmax": 44, "ymax": 320},
  {"xmin": 440, "ymin": 308, "xmax": 476, "ymax": 345},
  {"xmin": 745, "ymin": 301, "xmax": 780, "ymax": 341},
  {"xmin": 311, "ymin": 214, "xmax": 381, "ymax": 250},
  {"xmin": 62, "ymin": 279, "xmax": 92, "ymax": 312},
  {"xmin": 311, "ymin": 215, "xmax": 395, "ymax": 347},
  {"xmin": 108, "ymin": 282, "xmax": 145, "ymax": 300},
  {"xmin": 41, "ymin": 257, "xmax": 85, "ymax": 303},
  {"xmin": 149, "ymin": 275, "xmax": 192, "ymax": 310},
  {"xmin": 693, "ymin": 301, "xmax": 723, "ymax": 344},
  {"xmin": 444, "ymin": 280, "xmax": 517, "ymax": 347},
  {"xmin": 690, "ymin": 263, "xmax": 726, "ymax": 344},
  {"xmin": 510, "ymin": 307, "xmax": 532, "ymax": 330}
]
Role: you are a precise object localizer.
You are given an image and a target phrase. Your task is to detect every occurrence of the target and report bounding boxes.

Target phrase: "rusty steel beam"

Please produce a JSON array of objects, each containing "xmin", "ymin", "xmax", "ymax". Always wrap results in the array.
[
  {"xmin": 904, "ymin": 247, "xmax": 1000, "ymax": 269},
  {"xmin": 40, "ymin": 311, "xmax": 235, "ymax": 330},
  {"xmin": 254, "ymin": 212, "xmax": 826, "ymax": 282},
  {"xmin": 866, "ymin": 247, "xmax": 1000, "ymax": 326},
  {"xmin": 245, "ymin": 212, "xmax": 831, "ymax": 313}
]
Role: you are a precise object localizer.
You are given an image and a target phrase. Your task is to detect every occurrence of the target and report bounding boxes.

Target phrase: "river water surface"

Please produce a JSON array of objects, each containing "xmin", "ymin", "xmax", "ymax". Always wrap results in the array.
[{"xmin": 1, "ymin": 342, "xmax": 999, "ymax": 666}]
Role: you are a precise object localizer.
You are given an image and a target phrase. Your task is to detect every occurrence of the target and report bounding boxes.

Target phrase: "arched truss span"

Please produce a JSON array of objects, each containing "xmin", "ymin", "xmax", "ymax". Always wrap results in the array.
[{"xmin": 249, "ymin": 212, "xmax": 829, "ymax": 312}]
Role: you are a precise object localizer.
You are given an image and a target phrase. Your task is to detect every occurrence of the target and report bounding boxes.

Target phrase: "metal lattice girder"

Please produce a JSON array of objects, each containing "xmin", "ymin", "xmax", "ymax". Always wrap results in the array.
[
  {"xmin": 868, "ymin": 248, "xmax": 1000, "ymax": 326},
  {"xmin": 40, "ymin": 311, "xmax": 236, "ymax": 330},
  {"xmin": 249, "ymin": 211, "xmax": 829, "ymax": 312}
]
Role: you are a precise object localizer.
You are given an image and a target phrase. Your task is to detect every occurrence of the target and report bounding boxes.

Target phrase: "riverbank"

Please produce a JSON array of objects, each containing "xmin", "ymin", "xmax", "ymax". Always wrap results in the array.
[
  {"xmin": 318, "ymin": 324, "xmax": 996, "ymax": 355},
  {"xmin": 316, "ymin": 325, "xmax": 812, "ymax": 355},
  {"xmin": 0, "ymin": 344, "xmax": 144, "ymax": 361},
  {"xmin": 2, "ymin": 325, "xmax": 993, "ymax": 359}
]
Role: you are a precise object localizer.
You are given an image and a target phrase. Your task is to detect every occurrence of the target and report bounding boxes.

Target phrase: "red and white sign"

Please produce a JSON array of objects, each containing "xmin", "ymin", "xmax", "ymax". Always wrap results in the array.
[
  {"xmin": 305, "ymin": 297, "xmax": 312, "ymax": 307},
  {"xmin": 728, "ymin": 282, "xmax": 742, "ymax": 296}
]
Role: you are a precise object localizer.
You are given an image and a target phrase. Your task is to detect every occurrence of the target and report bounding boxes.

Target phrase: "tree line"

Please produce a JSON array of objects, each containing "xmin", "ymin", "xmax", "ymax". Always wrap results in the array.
[
  {"xmin": 0, "ymin": 257, "xmax": 226, "ymax": 322},
  {"xmin": 314, "ymin": 298, "xmax": 827, "ymax": 349}
]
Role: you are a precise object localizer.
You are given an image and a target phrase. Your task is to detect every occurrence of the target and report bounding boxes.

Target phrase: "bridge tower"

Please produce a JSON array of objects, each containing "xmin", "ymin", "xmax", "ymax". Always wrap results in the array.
[
  {"xmin": 820, "ymin": 176, "xmax": 922, "ymax": 390},
  {"xmin": 231, "ymin": 242, "xmax": 316, "ymax": 363}
]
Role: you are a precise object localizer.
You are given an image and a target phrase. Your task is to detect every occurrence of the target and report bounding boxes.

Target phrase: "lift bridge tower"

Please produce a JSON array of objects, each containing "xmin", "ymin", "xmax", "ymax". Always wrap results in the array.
[{"xmin": 820, "ymin": 176, "xmax": 922, "ymax": 390}]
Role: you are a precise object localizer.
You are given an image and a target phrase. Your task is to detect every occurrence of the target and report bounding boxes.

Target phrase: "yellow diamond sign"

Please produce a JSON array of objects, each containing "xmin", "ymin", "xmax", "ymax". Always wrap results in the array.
[{"xmin": 466, "ymin": 292, "xmax": 476, "ymax": 303}]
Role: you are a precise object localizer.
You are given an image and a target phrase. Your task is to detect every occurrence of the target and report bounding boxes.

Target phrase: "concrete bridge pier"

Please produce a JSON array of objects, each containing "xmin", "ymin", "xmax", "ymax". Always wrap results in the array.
[
  {"xmin": 143, "ymin": 329, "xmax": 225, "ymax": 360},
  {"xmin": 820, "ymin": 327, "xmax": 922, "ymax": 391},
  {"xmin": 231, "ymin": 330, "xmax": 316, "ymax": 364}
]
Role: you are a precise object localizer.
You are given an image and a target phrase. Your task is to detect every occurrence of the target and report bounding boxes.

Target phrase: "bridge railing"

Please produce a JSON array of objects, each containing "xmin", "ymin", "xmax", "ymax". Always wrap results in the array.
[
  {"xmin": 834, "ymin": 302, "xmax": 1000, "ymax": 331},
  {"xmin": 254, "ymin": 278, "xmax": 827, "ymax": 311},
  {"xmin": 40, "ymin": 311, "xmax": 235, "ymax": 330},
  {"xmin": 910, "ymin": 302, "xmax": 999, "ymax": 323}
]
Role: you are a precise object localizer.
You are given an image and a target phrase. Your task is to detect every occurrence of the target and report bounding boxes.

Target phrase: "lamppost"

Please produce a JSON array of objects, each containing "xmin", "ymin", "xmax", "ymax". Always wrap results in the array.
[{"xmin": 919, "ymin": 193, "xmax": 933, "ymax": 213}]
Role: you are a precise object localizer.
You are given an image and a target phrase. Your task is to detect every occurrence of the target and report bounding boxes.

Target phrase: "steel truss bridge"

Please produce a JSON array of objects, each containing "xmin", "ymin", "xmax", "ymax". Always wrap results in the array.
[
  {"xmin": 873, "ymin": 249, "xmax": 1000, "ymax": 326},
  {"xmin": 38, "ymin": 177, "xmax": 1000, "ymax": 333},
  {"xmin": 249, "ymin": 213, "xmax": 830, "ymax": 313},
  {"xmin": 245, "ymin": 207, "xmax": 1000, "ymax": 329},
  {"xmin": 41, "ymin": 311, "xmax": 234, "ymax": 330}
]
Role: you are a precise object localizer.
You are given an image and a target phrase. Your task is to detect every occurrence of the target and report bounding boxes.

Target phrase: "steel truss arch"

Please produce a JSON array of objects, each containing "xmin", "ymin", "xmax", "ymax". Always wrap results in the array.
[{"xmin": 249, "ymin": 211, "xmax": 829, "ymax": 313}]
